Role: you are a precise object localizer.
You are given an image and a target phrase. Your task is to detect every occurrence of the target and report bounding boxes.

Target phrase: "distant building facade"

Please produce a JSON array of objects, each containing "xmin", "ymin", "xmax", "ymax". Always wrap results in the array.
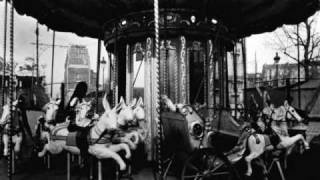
[
  {"xmin": 64, "ymin": 45, "xmax": 91, "ymax": 99},
  {"xmin": 261, "ymin": 63, "xmax": 306, "ymax": 87}
]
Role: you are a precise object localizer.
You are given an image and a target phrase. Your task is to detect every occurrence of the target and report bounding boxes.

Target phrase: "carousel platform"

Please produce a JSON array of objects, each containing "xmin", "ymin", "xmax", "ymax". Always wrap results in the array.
[{"xmin": 0, "ymin": 154, "xmax": 178, "ymax": 180}]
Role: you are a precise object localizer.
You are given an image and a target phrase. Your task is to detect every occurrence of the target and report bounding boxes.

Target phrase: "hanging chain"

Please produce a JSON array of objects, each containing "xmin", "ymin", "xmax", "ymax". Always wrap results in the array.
[
  {"xmin": 8, "ymin": 1, "xmax": 15, "ymax": 179},
  {"xmin": 154, "ymin": 0, "xmax": 163, "ymax": 177}
]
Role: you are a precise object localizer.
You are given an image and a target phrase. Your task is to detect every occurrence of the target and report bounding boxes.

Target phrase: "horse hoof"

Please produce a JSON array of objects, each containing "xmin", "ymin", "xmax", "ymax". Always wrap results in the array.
[
  {"xmin": 119, "ymin": 164, "xmax": 126, "ymax": 171},
  {"xmin": 38, "ymin": 152, "xmax": 44, "ymax": 157}
]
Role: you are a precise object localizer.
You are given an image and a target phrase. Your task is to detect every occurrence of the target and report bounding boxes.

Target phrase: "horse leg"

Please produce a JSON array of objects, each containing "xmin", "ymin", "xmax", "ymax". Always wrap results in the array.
[
  {"xmin": 298, "ymin": 134, "xmax": 310, "ymax": 149},
  {"xmin": 278, "ymin": 135, "xmax": 309, "ymax": 150},
  {"xmin": 286, "ymin": 145, "xmax": 295, "ymax": 156},
  {"xmin": 2, "ymin": 134, "xmax": 8, "ymax": 156},
  {"xmin": 120, "ymin": 136, "xmax": 137, "ymax": 150},
  {"xmin": 13, "ymin": 134, "xmax": 23, "ymax": 154},
  {"xmin": 88, "ymin": 145, "xmax": 127, "ymax": 170},
  {"xmin": 245, "ymin": 152, "xmax": 261, "ymax": 176},
  {"xmin": 257, "ymin": 157, "xmax": 268, "ymax": 176},
  {"xmin": 108, "ymin": 143, "xmax": 131, "ymax": 159},
  {"xmin": 245, "ymin": 135, "xmax": 265, "ymax": 176},
  {"xmin": 38, "ymin": 143, "xmax": 49, "ymax": 157},
  {"xmin": 42, "ymin": 132, "xmax": 50, "ymax": 142}
]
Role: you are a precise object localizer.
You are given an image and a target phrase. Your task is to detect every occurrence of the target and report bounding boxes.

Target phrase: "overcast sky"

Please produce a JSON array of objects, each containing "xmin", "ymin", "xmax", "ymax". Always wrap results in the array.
[{"xmin": 0, "ymin": 2, "xmax": 319, "ymax": 96}]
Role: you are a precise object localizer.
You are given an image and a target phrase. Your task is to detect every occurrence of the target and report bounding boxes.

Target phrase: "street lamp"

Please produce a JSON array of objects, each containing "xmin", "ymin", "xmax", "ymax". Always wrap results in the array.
[
  {"xmin": 274, "ymin": 52, "xmax": 280, "ymax": 87},
  {"xmin": 100, "ymin": 57, "xmax": 106, "ymax": 90}
]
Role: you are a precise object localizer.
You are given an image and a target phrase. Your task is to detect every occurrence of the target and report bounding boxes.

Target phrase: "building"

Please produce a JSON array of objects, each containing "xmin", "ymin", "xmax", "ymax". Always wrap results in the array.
[
  {"xmin": 246, "ymin": 73, "xmax": 262, "ymax": 88},
  {"xmin": 90, "ymin": 69, "xmax": 96, "ymax": 89},
  {"xmin": 64, "ymin": 45, "xmax": 91, "ymax": 99},
  {"xmin": 261, "ymin": 63, "xmax": 306, "ymax": 87}
]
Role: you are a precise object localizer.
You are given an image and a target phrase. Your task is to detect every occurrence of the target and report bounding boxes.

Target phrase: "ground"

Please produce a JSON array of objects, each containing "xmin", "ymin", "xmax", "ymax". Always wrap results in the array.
[{"xmin": 0, "ymin": 113, "xmax": 320, "ymax": 180}]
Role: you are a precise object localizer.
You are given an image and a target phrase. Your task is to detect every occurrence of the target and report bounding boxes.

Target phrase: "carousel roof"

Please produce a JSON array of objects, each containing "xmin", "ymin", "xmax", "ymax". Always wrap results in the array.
[{"xmin": 12, "ymin": 0, "xmax": 320, "ymax": 38}]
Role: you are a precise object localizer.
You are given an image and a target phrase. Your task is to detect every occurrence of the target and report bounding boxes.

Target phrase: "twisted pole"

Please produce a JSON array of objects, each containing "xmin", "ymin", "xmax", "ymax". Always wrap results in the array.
[
  {"xmin": 2, "ymin": 0, "xmax": 8, "ymax": 106},
  {"xmin": 8, "ymin": 1, "xmax": 15, "ymax": 179},
  {"xmin": 154, "ymin": 0, "xmax": 163, "ymax": 178},
  {"xmin": 36, "ymin": 22, "xmax": 39, "ymax": 84},
  {"xmin": 50, "ymin": 31, "xmax": 55, "ymax": 97},
  {"xmin": 96, "ymin": 39, "xmax": 101, "ymax": 113}
]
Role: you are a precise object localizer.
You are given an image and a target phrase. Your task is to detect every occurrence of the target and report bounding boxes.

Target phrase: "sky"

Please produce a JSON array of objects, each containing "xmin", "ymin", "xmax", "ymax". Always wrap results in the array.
[{"xmin": 0, "ymin": 2, "xmax": 319, "ymax": 95}]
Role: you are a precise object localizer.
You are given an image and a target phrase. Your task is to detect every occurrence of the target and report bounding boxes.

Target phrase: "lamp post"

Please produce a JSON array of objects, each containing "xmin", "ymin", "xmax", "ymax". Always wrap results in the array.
[
  {"xmin": 274, "ymin": 52, "xmax": 280, "ymax": 87},
  {"xmin": 100, "ymin": 57, "xmax": 106, "ymax": 91}
]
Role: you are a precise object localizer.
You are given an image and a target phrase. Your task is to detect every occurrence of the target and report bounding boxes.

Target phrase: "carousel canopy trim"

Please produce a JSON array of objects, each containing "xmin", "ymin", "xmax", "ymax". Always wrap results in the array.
[{"xmin": 12, "ymin": 0, "xmax": 320, "ymax": 38}]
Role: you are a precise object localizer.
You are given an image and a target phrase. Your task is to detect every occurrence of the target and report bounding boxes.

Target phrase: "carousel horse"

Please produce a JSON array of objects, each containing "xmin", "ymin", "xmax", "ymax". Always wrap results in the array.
[
  {"xmin": 0, "ymin": 100, "xmax": 23, "ymax": 157},
  {"xmin": 37, "ymin": 97, "xmax": 144, "ymax": 150},
  {"xmin": 244, "ymin": 100, "xmax": 309, "ymax": 176},
  {"xmin": 102, "ymin": 97, "xmax": 147, "ymax": 150},
  {"xmin": 131, "ymin": 97, "xmax": 147, "ymax": 142},
  {"xmin": 35, "ymin": 99, "xmax": 96, "ymax": 149},
  {"xmin": 35, "ymin": 99, "xmax": 62, "ymax": 143},
  {"xmin": 37, "ymin": 96, "xmax": 132, "ymax": 170},
  {"xmin": 37, "ymin": 95, "xmax": 145, "ymax": 170},
  {"xmin": 160, "ymin": 95, "xmax": 205, "ymax": 148},
  {"xmin": 121, "ymin": 97, "xmax": 146, "ymax": 138}
]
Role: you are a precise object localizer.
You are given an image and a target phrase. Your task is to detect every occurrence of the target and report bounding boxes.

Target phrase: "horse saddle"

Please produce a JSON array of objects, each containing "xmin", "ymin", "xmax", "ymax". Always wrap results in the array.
[{"xmin": 66, "ymin": 132, "xmax": 78, "ymax": 146}]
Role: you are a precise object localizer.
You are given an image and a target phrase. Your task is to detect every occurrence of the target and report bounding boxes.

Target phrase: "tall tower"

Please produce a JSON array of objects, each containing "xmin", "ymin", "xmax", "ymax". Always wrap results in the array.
[{"xmin": 64, "ymin": 45, "xmax": 91, "ymax": 100}]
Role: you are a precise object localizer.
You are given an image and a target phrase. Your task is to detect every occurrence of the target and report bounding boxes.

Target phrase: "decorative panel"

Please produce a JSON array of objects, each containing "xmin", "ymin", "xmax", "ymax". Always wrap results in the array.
[
  {"xmin": 160, "ymin": 40, "xmax": 168, "ymax": 96},
  {"xmin": 112, "ymin": 54, "xmax": 118, "ymax": 106},
  {"xmin": 207, "ymin": 40, "xmax": 215, "ymax": 109},
  {"xmin": 178, "ymin": 36, "xmax": 187, "ymax": 104},
  {"xmin": 126, "ymin": 44, "xmax": 133, "ymax": 103},
  {"xmin": 144, "ymin": 37, "xmax": 153, "ymax": 161},
  {"xmin": 167, "ymin": 40, "xmax": 178, "ymax": 103}
]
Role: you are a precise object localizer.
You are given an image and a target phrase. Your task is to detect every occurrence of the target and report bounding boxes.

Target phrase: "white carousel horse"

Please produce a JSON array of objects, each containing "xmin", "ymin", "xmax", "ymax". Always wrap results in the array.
[
  {"xmin": 131, "ymin": 97, "xmax": 147, "ymax": 142},
  {"xmin": 0, "ymin": 100, "xmax": 23, "ymax": 157},
  {"xmin": 38, "ymin": 96, "xmax": 145, "ymax": 149},
  {"xmin": 36, "ymin": 99, "xmax": 97, "ymax": 147},
  {"xmin": 87, "ymin": 95, "xmax": 138, "ymax": 170},
  {"xmin": 37, "ymin": 96, "xmax": 133, "ymax": 170},
  {"xmin": 35, "ymin": 99, "xmax": 62, "ymax": 143},
  {"xmin": 116, "ymin": 97, "xmax": 147, "ymax": 147},
  {"xmin": 244, "ymin": 101, "xmax": 309, "ymax": 176}
]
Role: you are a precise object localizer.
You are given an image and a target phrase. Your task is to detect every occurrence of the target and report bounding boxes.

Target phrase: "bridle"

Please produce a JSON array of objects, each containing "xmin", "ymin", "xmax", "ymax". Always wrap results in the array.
[{"xmin": 284, "ymin": 105, "xmax": 301, "ymax": 122}]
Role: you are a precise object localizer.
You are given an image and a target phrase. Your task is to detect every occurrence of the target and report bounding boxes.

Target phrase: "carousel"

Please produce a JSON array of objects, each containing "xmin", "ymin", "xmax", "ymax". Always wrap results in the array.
[{"xmin": 1, "ymin": 0, "xmax": 319, "ymax": 180}]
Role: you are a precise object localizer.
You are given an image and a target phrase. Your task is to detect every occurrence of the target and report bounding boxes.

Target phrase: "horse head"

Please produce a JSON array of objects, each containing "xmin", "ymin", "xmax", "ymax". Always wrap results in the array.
[
  {"xmin": 193, "ymin": 102, "xmax": 207, "ymax": 112},
  {"xmin": 176, "ymin": 104, "xmax": 204, "ymax": 140},
  {"xmin": 117, "ymin": 97, "xmax": 135, "ymax": 127},
  {"xmin": 74, "ymin": 99, "xmax": 96, "ymax": 127},
  {"xmin": 42, "ymin": 99, "xmax": 61, "ymax": 123},
  {"xmin": 283, "ymin": 100, "xmax": 303, "ymax": 122},
  {"xmin": 75, "ymin": 100, "xmax": 94, "ymax": 120},
  {"xmin": 98, "ymin": 95, "xmax": 134, "ymax": 131},
  {"xmin": 161, "ymin": 95, "xmax": 176, "ymax": 112},
  {"xmin": 133, "ymin": 97, "xmax": 145, "ymax": 121}
]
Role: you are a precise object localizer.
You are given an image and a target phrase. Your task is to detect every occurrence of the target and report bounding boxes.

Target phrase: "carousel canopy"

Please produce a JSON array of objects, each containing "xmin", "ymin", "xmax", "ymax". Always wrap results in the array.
[{"xmin": 12, "ymin": 0, "xmax": 320, "ymax": 38}]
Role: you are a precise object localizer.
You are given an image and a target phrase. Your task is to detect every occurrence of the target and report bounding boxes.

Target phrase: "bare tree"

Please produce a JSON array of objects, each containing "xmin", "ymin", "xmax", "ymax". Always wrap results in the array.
[{"xmin": 267, "ymin": 12, "xmax": 320, "ymax": 80}]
